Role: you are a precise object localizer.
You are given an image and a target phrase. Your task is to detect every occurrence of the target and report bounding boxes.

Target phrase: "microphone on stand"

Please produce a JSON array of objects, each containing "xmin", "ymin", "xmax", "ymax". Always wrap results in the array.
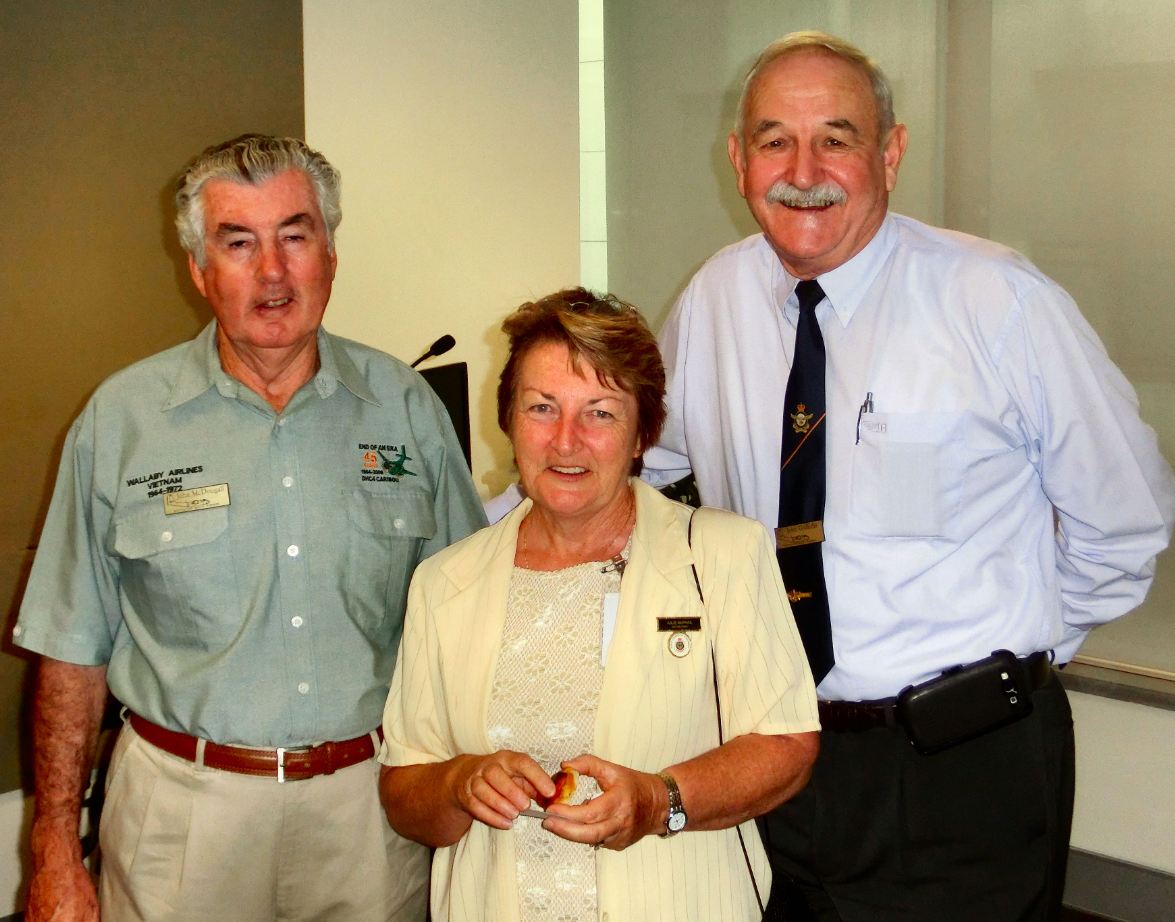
[{"xmin": 411, "ymin": 334, "xmax": 456, "ymax": 368}]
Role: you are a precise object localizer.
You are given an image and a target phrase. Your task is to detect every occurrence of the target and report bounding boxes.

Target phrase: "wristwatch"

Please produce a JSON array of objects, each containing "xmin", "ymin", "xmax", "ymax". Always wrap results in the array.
[{"xmin": 657, "ymin": 772, "xmax": 687, "ymax": 837}]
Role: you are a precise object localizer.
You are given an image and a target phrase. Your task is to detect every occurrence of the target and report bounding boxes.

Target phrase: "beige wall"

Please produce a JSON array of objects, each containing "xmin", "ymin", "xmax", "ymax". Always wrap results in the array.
[
  {"xmin": 302, "ymin": 0, "xmax": 581, "ymax": 497},
  {"xmin": 0, "ymin": 0, "xmax": 305, "ymax": 799}
]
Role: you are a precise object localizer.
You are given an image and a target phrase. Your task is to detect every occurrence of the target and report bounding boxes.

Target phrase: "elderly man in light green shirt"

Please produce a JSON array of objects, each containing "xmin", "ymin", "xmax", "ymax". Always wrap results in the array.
[{"xmin": 14, "ymin": 135, "xmax": 486, "ymax": 922}]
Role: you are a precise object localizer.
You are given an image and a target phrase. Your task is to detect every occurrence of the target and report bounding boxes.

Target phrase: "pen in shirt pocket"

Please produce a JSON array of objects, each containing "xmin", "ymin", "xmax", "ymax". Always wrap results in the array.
[{"xmin": 855, "ymin": 391, "xmax": 874, "ymax": 444}]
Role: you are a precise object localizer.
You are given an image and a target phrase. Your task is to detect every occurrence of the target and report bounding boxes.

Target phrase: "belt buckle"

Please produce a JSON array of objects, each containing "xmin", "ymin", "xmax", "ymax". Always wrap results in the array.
[{"xmin": 275, "ymin": 744, "xmax": 316, "ymax": 783}]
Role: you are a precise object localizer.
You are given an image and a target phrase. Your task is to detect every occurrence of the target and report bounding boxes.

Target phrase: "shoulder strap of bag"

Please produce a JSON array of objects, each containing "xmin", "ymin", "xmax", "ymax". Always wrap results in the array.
[{"xmin": 686, "ymin": 507, "xmax": 765, "ymax": 917}]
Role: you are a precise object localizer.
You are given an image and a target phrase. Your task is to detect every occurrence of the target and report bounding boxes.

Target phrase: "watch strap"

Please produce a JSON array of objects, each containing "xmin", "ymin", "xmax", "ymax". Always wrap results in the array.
[{"xmin": 657, "ymin": 771, "xmax": 686, "ymax": 836}]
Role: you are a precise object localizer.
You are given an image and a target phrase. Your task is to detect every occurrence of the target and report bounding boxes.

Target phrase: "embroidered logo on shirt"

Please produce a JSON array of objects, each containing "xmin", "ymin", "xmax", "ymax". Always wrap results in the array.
[
  {"xmin": 358, "ymin": 443, "xmax": 417, "ymax": 482},
  {"xmin": 125, "ymin": 464, "xmax": 205, "ymax": 498}
]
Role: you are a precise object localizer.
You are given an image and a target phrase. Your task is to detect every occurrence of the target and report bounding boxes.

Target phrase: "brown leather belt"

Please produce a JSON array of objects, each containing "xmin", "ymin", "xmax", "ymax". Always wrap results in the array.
[
  {"xmin": 128, "ymin": 712, "xmax": 381, "ymax": 782},
  {"xmin": 818, "ymin": 651, "xmax": 1053, "ymax": 733}
]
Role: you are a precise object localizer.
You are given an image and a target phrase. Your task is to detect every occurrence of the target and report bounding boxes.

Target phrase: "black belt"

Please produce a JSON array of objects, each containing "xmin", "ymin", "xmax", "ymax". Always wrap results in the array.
[{"xmin": 819, "ymin": 651, "xmax": 1053, "ymax": 733}]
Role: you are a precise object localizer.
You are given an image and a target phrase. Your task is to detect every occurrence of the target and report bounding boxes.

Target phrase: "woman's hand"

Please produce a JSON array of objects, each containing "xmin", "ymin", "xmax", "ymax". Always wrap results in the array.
[
  {"xmin": 540, "ymin": 753, "xmax": 668, "ymax": 851},
  {"xmin": 450, "ymin": 751, "xmax": 556, "ymax": 830}
]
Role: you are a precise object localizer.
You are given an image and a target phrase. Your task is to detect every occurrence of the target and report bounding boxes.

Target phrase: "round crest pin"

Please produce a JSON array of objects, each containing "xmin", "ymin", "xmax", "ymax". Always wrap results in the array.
[{"xmin": 668, "ymin": 631, "xmax": 692, "ymax": 658}]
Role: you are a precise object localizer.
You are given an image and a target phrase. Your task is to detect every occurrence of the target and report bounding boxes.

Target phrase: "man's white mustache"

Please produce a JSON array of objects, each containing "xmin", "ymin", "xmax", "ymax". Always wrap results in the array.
[{"xmin": 766, "ymin": 181, "xmax": 848, "ymax": 207}]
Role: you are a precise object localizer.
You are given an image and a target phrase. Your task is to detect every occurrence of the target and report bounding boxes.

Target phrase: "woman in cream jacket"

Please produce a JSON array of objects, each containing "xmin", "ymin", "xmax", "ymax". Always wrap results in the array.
[{"xmin": 379, "ymin": 289, "xmax": 819, "ymax": 922}]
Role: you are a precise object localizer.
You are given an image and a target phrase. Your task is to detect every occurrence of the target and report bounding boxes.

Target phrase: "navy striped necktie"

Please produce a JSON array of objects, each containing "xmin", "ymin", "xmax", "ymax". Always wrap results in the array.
[{"xmin": 777, "ymin": 279, "xmax": 834, "ymax": 683}]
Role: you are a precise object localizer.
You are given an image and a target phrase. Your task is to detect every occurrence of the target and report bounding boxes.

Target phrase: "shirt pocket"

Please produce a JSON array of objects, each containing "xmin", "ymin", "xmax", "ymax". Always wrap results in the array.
[
  {"xmin": 849, "ymin": 412, "xmax": 964, "ymax": 539},
  {"xmin": 111, "ymin": 505, "xmax": 238, "ymax": 647},
  {"xmin": 343, "ymin": 488, "xmax": 437, "ymax": 647}
]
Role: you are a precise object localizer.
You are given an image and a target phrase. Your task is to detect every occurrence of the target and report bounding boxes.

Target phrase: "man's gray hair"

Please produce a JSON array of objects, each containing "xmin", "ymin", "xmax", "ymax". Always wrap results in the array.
[
  {"xmin": 734, "ymin": 31, "xmax": 896, "ymax": 142},
  {"xmin": 175, "ymin": 134, "xmax": 342, "ymax": 267}
]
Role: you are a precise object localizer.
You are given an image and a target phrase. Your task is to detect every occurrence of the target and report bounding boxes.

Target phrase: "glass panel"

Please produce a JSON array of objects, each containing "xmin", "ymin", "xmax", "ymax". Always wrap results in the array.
[
  {"xmin": 604, "ymin": 0, "xmax": 940, "ymax": 329},
  {"xmin": 985, "ymin": 0, "xmax": 1175, "ymax": 674},
  {"xmin": 603, "ymin": 0, "xmax": 1175, "ymax": 673}
]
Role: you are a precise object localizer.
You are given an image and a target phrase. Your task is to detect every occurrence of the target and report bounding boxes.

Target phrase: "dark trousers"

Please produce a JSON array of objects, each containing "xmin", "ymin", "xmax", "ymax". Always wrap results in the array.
[{"xmin": 762, "ymin": 675, "xmax": 1075, "ymax": 922}]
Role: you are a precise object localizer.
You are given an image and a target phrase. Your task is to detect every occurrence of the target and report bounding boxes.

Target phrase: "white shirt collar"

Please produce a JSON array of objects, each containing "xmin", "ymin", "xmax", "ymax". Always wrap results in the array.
[{"xmin": 773, "ymin": 213, "xmax": 898, "ymax": 328}]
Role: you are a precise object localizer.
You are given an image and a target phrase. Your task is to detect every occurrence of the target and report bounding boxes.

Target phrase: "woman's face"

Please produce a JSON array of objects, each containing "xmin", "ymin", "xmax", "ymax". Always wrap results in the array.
[{"xmin": 510, "ymin": 340, "xmax": 642, "ymax": 526}]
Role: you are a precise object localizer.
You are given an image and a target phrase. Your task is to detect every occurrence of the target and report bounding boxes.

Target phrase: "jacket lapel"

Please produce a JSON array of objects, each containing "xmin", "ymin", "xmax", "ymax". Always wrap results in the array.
[
  {"xmin": 431, "ymin": 497, "xmax": 531, "ymax": 753},
  {"xmin": 594, "ymin": 481, "xmax": 702, "ymax": 760}
]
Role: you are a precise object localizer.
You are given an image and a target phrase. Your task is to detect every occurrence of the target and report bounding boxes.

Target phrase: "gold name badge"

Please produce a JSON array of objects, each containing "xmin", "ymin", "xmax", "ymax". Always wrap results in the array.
[
  {"xmin": 775, "ymin": 520, "xmax": 825, "ymax": 549},
  {"xmin": 163, "ymin": 483, "xmax": 231, "ymax": 515}
]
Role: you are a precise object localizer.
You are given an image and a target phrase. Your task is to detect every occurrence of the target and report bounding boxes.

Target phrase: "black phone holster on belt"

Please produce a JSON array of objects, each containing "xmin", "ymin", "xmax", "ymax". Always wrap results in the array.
[{"xmin": 896, "ymin": 649, "xmax": 1048, "ymax": 754}]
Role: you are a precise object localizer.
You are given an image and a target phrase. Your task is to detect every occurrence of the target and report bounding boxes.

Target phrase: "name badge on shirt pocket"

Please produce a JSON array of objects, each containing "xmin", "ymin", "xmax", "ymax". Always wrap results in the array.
[{"xmin": 163, "ymin": 483, "xmax": 231, "ymax": 515}]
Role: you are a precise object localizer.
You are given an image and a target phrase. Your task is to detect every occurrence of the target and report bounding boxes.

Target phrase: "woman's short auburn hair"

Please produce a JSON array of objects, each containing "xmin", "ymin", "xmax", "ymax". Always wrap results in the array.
[{"xmin": 496, "ymin": 288, "xmax": 667, "ymax": 474}]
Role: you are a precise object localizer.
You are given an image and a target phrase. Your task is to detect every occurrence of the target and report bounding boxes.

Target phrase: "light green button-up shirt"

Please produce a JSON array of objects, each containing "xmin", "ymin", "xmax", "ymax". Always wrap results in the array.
[{"xmin": 15, "ymin": 322, "xmax": 486, "ymax": 747}]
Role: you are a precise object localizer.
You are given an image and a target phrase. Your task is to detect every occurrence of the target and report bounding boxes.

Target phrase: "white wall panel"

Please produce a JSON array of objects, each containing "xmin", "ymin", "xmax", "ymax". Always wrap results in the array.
[{"xmin": 303, "ymin": 0, "xmax": 581, "ymax": 495}]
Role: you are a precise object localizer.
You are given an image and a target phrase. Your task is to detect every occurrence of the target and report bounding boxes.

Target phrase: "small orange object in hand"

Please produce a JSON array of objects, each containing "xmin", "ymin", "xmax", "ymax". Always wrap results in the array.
[{"xmin": 535, "ymin": 766, "xmax": 578, "ymax": 809}]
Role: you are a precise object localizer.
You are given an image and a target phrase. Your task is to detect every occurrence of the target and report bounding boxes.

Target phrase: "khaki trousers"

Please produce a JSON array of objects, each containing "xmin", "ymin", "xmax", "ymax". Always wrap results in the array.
[{"xmin": 98, "ymin": 722, "xmax": 429, "ymax": 922}]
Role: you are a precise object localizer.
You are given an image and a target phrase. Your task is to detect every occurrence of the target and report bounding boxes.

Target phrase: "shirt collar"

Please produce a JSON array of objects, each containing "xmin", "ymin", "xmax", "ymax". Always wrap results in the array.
[
  {"xmin": 162, "ymin": 322, "xmax": 222, "ymax": 410},
  {"xmin": 314, "ymin": 327, "xmax": 380, "ymax": 405},
  {"xmin": 774, "ymin": 213, "xmax": 898, "ymax": 327},
  {"xmin": 162, "ymin": 322, "xmax": 381, "ymax": 410}
]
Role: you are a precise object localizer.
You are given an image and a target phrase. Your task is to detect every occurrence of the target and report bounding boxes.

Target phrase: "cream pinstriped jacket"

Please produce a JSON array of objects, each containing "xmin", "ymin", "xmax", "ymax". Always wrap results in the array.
[{"xmin": 381, "ymin": 479, "xmax": 819, "ymax": 921}]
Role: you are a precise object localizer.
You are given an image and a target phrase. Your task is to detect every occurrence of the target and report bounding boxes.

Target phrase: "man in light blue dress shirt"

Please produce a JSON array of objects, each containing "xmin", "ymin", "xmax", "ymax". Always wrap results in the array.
[
  {"xmin": 14, "ymin": 135, "xmax": 486, "ymax": 921},
  {"xmin": 644, "ymin": 32, "xmax": 1175, "ymax": 922}
]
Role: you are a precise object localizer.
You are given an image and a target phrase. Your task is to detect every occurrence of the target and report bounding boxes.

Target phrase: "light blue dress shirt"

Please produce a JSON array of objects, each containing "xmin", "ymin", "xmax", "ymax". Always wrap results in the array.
[
  {"xmin": 645, "ymin": 214, "xmax": 1175, "ymax": 700},
  {"xmin": 15, "ymin": 322, "xmax": 486, "ymax": 746}
]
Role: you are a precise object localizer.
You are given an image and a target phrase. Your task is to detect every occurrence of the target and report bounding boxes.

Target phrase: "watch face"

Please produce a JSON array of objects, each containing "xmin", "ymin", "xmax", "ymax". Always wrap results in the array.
[{"xmin": 668, "ymin": 811, "xmax": 687, "ymax": 832}]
